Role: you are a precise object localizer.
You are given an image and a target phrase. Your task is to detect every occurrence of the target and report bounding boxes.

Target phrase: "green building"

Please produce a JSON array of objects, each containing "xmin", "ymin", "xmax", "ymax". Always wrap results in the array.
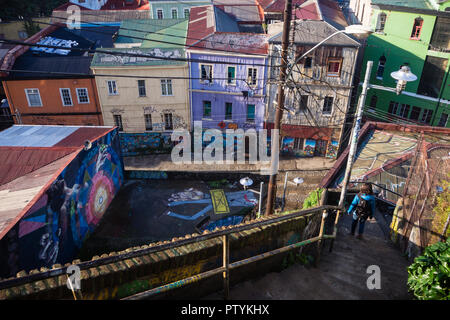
[
  {"xmin": 148, "ymin": 0, "xmax": 212, "ymax": 20},
  {"xmin": 353, "ymin": 0, "xmax": 450, "ymax": 127}
]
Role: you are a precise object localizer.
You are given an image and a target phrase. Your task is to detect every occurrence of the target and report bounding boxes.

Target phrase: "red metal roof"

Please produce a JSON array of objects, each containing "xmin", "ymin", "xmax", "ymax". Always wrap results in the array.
[
  {"xmin": 186, "ymin": 6, "xmax": 216, "ymax": 48},
  {"xmin": 0, "ymin": 147, "xmax": 77, "ymax": 186},
  {"xmin": 53, "ymin": 127, "xmax": 114, "ymax": 147}
]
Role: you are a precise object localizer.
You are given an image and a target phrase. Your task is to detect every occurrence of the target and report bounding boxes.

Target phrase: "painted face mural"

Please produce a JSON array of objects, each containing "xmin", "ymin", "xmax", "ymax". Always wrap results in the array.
[{"xmin": 7, "ymin": 131, "xmax": 124, "ymax": 275}]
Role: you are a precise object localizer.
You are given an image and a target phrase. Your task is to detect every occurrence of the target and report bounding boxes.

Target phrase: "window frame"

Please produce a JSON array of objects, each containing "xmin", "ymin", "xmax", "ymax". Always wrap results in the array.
[
  {"xmin": 247, "ymin": 67, "xmax": 257, "ymax": 86},
  {"xmin": 138, "ymin": 79, "xmax": 146, "ymax": 97},
  {"xmin": 203, "ymin": 100, "xmax": 212, "ymax": 119},
  {"xmin": 226, "ymin": 65, "xmax": 236, "ymax": 85},
  {"xmin": 25, "ymin": 88, "xmax": 43, "ymax": 107},
  {"xmin": 322, "ymin": 96, "xmax": 333, "ymax": 115},
  {"xmin": 410, "ymin": 17, "xmax": 424, "ymax": 40},
  {"xmin": 144, "ymin": 113, "xmax": 153, "ymax": 131},
  {"xmin": 225, "ymin": 102, "xmax": 233, "ymax": 120},
  {"xmin": 164, "ymin": 113, "xmax": 173, "ymax": 131},
  {"xmin": 326, "ymin": 57, "xmax": 342, "ymax": 77},
  {"xmin": 59, "ymin": 88, "xmax": 73, "ymax": 107},
  {"xmin": 375, "ymin": 12, "xmax": 387, "ymax": 33},
  {"xmin": 76, "ymin": 88, "xmax": 90, "ymax": 104},
  {"xmin": 438, "ymin": 112, "xmax": 449, "ymax": 127},
  {"xmin": 107, "ymin": 80, "xmax": 118, "ymax": 95},
  {"xmin": 376, "ymin": 56, "xmax": 386, "ymax": 80},
  {"xmin": 246, "ymin": 104, "xmax": 256, "ymax": 122},
  {"xmin": 184, "ymin": 8, "xmax": 190, "ymax": 18},
  {"xmin": 409, "ymin": 106, "xmax": 421, "ymax": 121},
  {"xmin": 200, "ymin": 64, "xmax": 213, "ymax": 83},
  {"xmin": 156, "ymin": 9, "xmax": 164, "ymax": 19},
  {"xmin": 161, "ymin": 79, "xmax": 173, "ymax": 96},
  {"xmin": 113, "ymin": 114, "xmax": 123, "ymax": 131},
  {"xmin": 171, "ymin": 8, "xmax": 178, "ymax": 19}
]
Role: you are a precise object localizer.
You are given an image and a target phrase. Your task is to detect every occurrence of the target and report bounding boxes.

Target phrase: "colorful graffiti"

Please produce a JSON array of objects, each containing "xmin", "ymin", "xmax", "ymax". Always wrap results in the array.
[
  {"xmin": 1, "ymin": 129, "xmax": 124, "ymax": 276},
  {"xmin": 281, "ymin": 137, "xmax": 316, "ymax": 158},
  {"xmin": 304, "ymin": 139, "xmax": 316, "ymax": 157},
  {"xmin": 119, "ymin": 132, "xmax": 174, "ymax": 156},
  {"xmin": 127, "ymin": 171, "xmax": 168, "ymax": 180},
  {"xmin": 326, "ymin": 140, "xmax": 339, "ymax": 159}
]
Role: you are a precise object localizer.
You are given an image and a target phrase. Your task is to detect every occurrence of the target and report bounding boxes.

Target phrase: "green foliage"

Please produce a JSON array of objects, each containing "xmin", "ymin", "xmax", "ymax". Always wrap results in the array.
[
  {"xmin": 0, "ymin": 0, "xmax": 66, "ymax": 21},
  {"xmin": 281, "ymin": 252, "xmax": 314, "ymax": 269},
  {"xmin": 407, "ymin": 238, "xmax": 450, "ymax": 300},
  {"xmin": 302, "ymin": 188, "xmax": 324, "ymax": 210},
  {"xmin": 432, "ymin": 174, "xmax": 450, "ymax": 239}
]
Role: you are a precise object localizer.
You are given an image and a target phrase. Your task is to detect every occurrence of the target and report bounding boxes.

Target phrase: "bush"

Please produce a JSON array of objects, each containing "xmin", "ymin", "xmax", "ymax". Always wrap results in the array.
[
  {"xmin": 302, "ymin": 188, "xmax": 324, "ymax": 210},
  {"xmin": 407, "ymin": 238, "xmax": 450, "ymax": 300}
]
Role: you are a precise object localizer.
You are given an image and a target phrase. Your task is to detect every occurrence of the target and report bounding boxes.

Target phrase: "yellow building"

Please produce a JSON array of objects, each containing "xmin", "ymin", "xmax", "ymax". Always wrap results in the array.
[{"xmin": 90, "ymin": 47, "xmax": 190, "ymax": 133}]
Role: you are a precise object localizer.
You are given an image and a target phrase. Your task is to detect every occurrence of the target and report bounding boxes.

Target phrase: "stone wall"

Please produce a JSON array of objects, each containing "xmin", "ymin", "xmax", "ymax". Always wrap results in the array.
[{"xmin": 0, "ymin": 210, "xmax": 322, "ymax": 300}]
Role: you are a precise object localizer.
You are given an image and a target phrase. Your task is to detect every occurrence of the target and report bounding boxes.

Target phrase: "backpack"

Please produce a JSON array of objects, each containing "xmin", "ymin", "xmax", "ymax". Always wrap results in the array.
[{"xmin": 355, "ymin": 193, "xmax": 372, "ymax": 220}]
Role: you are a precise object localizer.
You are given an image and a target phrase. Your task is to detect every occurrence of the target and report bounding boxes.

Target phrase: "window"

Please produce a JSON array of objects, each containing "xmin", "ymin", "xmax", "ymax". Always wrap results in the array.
[
  {"xmin": 388, "ymin": 101, "xmax": 400, "ymax": 115},
  {"xmin": 107, "ymin": 80, "xmax": 118, "ymax": 95},
  {"xmin": 113, "ymin": 115, "xmax": 123, "ymax": 131},
  {"xmin": 376, "ymin": 12, "xmax": 387, "ymax": 32},
  {"xmin": 322, "ymin": 97, "xmax": 333, "ymax": 115},
  {"xmin": 398, "ymin": 104, "xmax": 410, "ymax": 118},
  {"xmin": 327, "ymin": 58, "xmax": 342, "ymax": 77},
  {"xmin": 293, "ymin": 138, "xmax": 304, "ymax": 150},
  {"xmin": 164, "ymin": 113, "xmax": 173, "ymax": 130},
  {"xmin": 157, "ymin": 9, "xmax": 164, "ymax": 19},
  {"xmin": 25, "ymin": 88, "xmax": 42, "ymax": 107},
  {"xmin": 200, "ymin": 64, "xmax": 213, "ymax": 82},
  {"xmin": 171, "ymin": 8, "xmax": 178, "ymax": 19},
  {"xmin": 369, "ymin": 95, "xmax": 377, "ymax": 111},
  {"xmin": 227, "ymin": 66, "xmax": 236, "ymax": 85},
  {"xmin": 18, "ymin": 31, "xmax": 28, "ymax": 39},
  {"xmin": 420, "ymin": 109, "xmax": 433, "ymax": 124},
  {"xmin": 247, "ymin": 104, "xmax": 255, "ymax": 122},
  {"xmin": 247, "ymin": 67, "xmax": 257, "ymax": 86},
  {"xmin": 410, "ymin": 106, "xmax": 421, "ymax": 121},
  {"xmin": 76, "ymin": 88, "xmax": 89, "ymax": 104},
  {"xmin": 304, "ymin": 57, "xmax": 312, "ymax": 68},
  {"xmin": 438, "ymin": 113, "xmax": 449, "ymax": 127},
  {"xmin": 225, "ymin": 102, "xmax": 232, "ymax": 120},
  {"xmin": 299, "ymin": 95, "xmax": 308, "ymax": 111},
  {"xmin": 144, "ymin": 114, "xmax": 152, "ymax": 131},
  {"xmin": 203, "ymin": 100, "xmax": 212, "ymax": 118},
  {"xmin": 60, "ymin": 88, "xmax": 73, "ymax": 106},
  {"xmin": 138, "ymin": 80, "xmax": 146, "ymax": 97},
  {"xmin": 429, "ymin": 17, "xmax": 450, "ymax": 52},
  {"xmin": 410, "ymin": 17, "xmax": 423, "ymax": 40},
  {"xmin": 161, "ymin": 79, "xmax": 173, "ymax": 96},
  {"xmin": 376, "ymin": 56, "xmax": 386, "ymax": 80},
  {"xmin": 417, "ymin": 56, "xmax": 448, "ymax": 98},
  {"xmin": 184, "ymin": 8, "xmax": 190, "ymax": 18}
]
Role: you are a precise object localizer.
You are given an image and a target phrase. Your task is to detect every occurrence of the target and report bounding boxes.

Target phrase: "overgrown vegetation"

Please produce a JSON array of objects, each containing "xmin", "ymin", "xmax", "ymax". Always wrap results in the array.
[
  {"xmin": 432, "ymin": 174, "xmax": 450, "ymax": 240},
  {"xmin": 282, "ymin": 252, "xmax": 315, "ymax": 269},
  {"xmin": 407, "ymin": 238, "xmax": 450, "ymax": 300},
  {"xmin": 302, "ymin": 188, "xmax": 324, "ymax": 210}
]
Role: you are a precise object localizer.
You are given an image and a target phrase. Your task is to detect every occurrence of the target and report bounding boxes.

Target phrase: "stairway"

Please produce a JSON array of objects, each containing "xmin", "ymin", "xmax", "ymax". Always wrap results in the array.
[{"xmin": 203, "ymin": 209, "xmax": 413, "ymax": 300}]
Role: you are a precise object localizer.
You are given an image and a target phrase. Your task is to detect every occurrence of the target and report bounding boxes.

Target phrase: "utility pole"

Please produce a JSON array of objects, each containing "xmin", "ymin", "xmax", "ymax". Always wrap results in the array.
[
  {"xmin": 265, "ymin": 0, "xmax": 293, "ymax": 216},
  {"xmin": 338, "ymin": 60, "xmax": 373, "ymax": 208}
]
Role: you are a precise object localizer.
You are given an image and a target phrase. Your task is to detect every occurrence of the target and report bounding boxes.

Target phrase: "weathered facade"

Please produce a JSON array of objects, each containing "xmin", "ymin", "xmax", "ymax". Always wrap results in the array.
[
  {"xmin": 187, "ymin": 6, "xmax": 269, "ymax": 132},
  {"xmin": 266, "ymin": 18, "xmax": 360, "ymax": 158}
]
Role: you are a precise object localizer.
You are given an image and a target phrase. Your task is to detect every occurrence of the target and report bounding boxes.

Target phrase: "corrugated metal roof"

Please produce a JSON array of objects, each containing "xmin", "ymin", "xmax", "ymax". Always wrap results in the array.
[
  {"xmin": 91, "ymin": 47, "xmax": 186, "ymax": 66},
  {"xmin": 0, "ymin": 125, "xmax": 79, "ymax": 147},
  {"xmin": 371, "ymin": 0, "xmax": 435, "ymax": 10},
  {"xmin": 141, "ymin": 20, "xmax": 189, "ymax": 48},
  {"xmin": 54, "ymin": 127, "xmax": 114, "ymax": 147}
]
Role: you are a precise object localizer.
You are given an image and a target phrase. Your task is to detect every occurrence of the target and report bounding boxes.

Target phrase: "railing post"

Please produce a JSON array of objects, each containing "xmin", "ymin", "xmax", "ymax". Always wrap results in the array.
[
  {"xmin": 315, "ymin": 209, "xmax": 328, "ymax": 266},
  {"xmin": 222, "ymin": 234, "xmax": 229, "ymax": 300},
  {"xmin": 329, "ymin": 209, "xmax": 341, "ymax": 252}
]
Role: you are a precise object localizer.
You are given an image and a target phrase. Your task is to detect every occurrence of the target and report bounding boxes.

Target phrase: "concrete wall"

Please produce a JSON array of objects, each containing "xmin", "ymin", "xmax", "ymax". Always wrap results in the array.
[
  {"xmin": 0, "ymin": 210, "xmax": 322, "ymax": 299},
  {"xmin": 0, "ymin": 129, "xmax": 124, "ymax": 277}
]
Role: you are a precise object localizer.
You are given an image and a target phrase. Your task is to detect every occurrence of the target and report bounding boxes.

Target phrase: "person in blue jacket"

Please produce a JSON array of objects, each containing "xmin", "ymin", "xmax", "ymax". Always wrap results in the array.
[{"xmin": 347, "ymin": 183, "xmax": 376, "ymax": 239}]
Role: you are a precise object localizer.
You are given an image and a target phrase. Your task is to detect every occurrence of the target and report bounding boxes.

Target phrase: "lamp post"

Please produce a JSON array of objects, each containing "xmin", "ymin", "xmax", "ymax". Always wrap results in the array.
[
  {"xmin": 239, "ymin": 177, "xmax": 253, "ymax": 191},
  {"xmin": 391, "ymin": 65, "xmax": 417, "ymax": 95},
  {"xmin": 265, "ymin": 23, "xmax": 373, "ymax": 216}
]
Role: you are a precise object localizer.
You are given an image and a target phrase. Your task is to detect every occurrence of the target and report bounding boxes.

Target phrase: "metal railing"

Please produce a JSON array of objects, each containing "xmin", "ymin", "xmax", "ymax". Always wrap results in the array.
[{"xmin": 121, "ymin": 204, "xmax": 343, "ymax": 300}]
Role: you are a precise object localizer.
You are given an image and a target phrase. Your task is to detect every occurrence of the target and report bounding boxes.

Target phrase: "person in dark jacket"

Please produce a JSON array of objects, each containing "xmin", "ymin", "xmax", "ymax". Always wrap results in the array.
[{"xmin": 347, "ymin": 183, "xmax": 376, "ymax": 239}]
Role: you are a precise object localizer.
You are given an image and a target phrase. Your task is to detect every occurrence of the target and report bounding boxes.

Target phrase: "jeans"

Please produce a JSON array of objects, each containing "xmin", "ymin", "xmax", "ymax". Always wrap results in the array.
[{"xmin": 351, "ymin": 217, "xmax": 366, "ymax": 235}]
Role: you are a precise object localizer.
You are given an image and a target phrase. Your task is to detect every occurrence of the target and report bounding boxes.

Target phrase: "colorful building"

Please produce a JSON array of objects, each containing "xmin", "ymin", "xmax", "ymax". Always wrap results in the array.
[
  {"xmin": 148, "ymin": 0, "xmax": 212, "ymax": 20},
  {"xmin": 0, "ymin": 25, "xmax": 115, "ymax": 126},
  {"xmin": 348, "ymin": 0, "xmax": 450, "ymax": 128},
  {"xmin": 0, "ymin": 125, "xmax": 124, "ymax": 277},
  {"xmin": 266, "ymin": 0, "xmax": 360, "ymax": 158},
  {"xmin": 186, "ymin": 5, "xmax": 269, "ymax": 132}
]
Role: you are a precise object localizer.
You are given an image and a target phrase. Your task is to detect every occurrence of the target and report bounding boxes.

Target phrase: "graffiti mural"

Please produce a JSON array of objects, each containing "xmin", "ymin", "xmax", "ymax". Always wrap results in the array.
[
  {"xmin": 119, "ymin": 132, "xmax": 174, "ymax": 156},
  {"xmin": 1, "ymin": 129, "xmax": 124, "ymax": 276},
  {"xmin": 326, "ymin": 140, "xmax": 339, "ymax": 159}
]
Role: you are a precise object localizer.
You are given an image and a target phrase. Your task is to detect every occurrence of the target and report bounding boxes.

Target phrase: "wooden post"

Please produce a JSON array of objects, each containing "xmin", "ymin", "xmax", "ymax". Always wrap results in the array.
[
  {"xmin": 315, "ymin": 210, "xmax": 328, "ymax": 266},
  {"xmin": 222, "ymin": 234, "xmax": 229, "ymax": 300},
  {"xmin": 329, "ymin": 209, "xmax": 341, "ymax": 252}
]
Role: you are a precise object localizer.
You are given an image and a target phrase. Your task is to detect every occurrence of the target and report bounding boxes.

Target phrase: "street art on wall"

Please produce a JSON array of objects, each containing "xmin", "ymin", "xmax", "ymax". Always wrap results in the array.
[
  {"xmin": 304, "ymin": 139, "xmax": 316, "ymax": 157},
  {"xmin": 120, "ymin": 132, "xmax": 173, "ymax": 156},
  {"xmin": 326, "ymin": 140, "xmax": 339, "ymax": 159},
  {"xmin": 2, "ymin": 130, "xmax": 124, "ymax": 276}
]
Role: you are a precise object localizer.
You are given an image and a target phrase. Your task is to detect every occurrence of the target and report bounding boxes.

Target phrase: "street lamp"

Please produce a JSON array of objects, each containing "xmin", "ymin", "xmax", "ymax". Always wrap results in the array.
[
  {"xmin": 391, "ymin": 65, "xmax": 418, "ymax": 95},
  {"xmin": 293, "ymin": 177, "xmax": 304, "ymax": 186},
  {"xmin": 240, "ymin": 177, "xmax": 253, "ymax": 190}
]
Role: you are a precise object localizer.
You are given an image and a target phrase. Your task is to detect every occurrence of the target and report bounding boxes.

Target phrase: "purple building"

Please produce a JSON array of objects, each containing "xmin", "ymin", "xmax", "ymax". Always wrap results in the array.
[{"xmin": 186, "ymin": 5, "xmax": 268, "ymax": 132}]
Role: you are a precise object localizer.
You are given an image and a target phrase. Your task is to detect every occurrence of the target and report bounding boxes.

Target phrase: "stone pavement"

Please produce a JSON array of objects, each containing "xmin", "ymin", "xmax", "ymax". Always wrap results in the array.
[
  {"xmin": 124, "ymin": 154, "xmax": 336, "ymax": 172},
  {"xmin": 203, "ymin": 209, "xmax": 412, "ymax": 300}
]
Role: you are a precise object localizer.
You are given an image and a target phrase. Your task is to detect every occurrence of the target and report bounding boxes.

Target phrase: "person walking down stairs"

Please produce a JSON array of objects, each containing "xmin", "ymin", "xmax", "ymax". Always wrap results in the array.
[{"xmin": 347, "ymin": 183, "xmax": 376, "ymax": 240}]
